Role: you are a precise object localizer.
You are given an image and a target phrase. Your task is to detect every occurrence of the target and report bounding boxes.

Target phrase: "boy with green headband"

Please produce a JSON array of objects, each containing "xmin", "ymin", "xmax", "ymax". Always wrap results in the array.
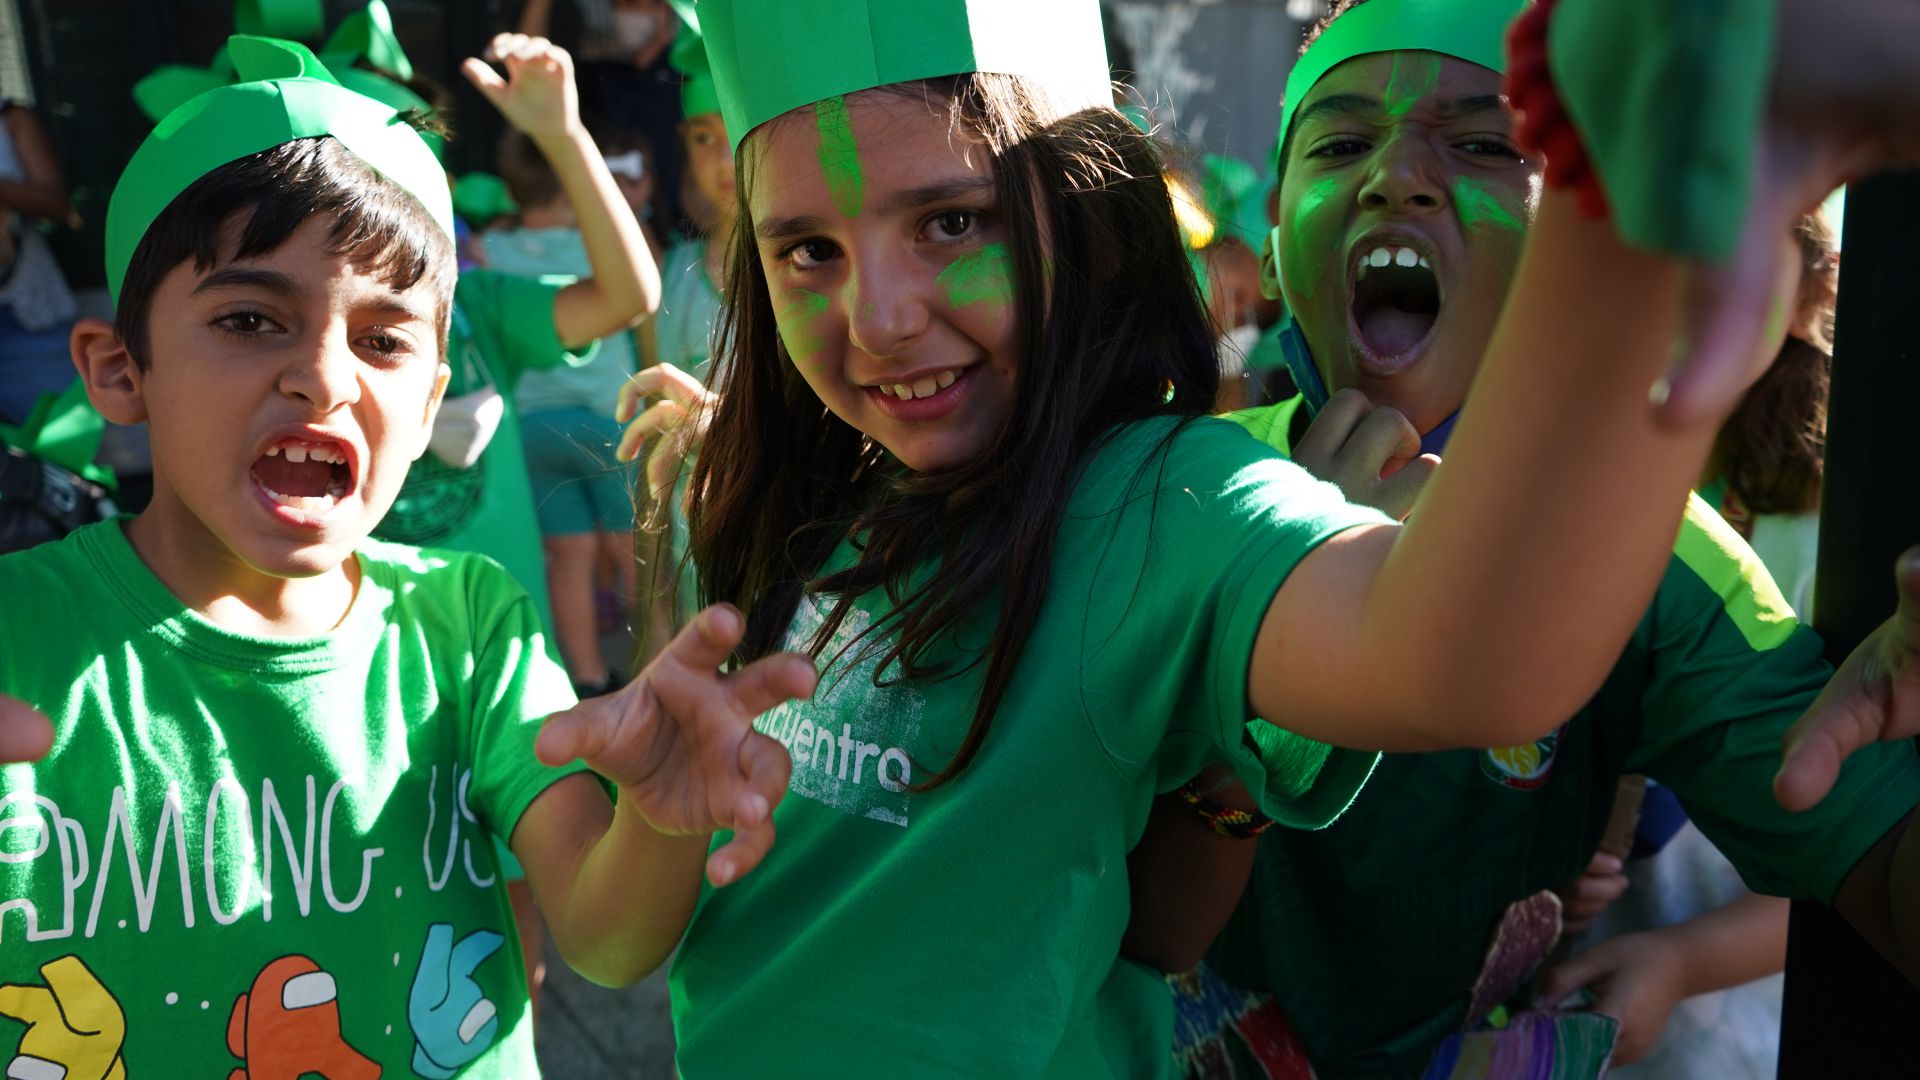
[
  {"xmin": 0, "ymin": 36, "xmax": 798, "ymax": 1077},
  {"xmin": 1139, "ymin": 2, "xmax": 1920, "ymax": 1075}
]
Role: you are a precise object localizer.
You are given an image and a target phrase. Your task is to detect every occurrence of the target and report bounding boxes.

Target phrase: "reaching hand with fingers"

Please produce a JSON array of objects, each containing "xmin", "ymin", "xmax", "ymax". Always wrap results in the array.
[
  {"xmin": 1775, "ymin": 548, "xmax": 1920, "ymax": 813},
  {"xmin": 461, "ymin": 33, "xmax": 581, "ymax": 142},
  {"xmin": 1289, "ymin": 389, "xmax": 1440, "ymax": 522},
  {"xmin": 535, "ymin": 604, "xmax": 817, "ymax": 886},
  {"xmin": 615, "ymin": 363, "xmax": 719, "ymax": 506}
]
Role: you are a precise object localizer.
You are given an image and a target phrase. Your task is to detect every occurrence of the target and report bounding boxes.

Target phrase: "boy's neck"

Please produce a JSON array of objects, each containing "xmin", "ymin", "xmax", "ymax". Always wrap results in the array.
[{"xmin": 124, "ymin": 500, "xmax": 361, "ymax": 639}]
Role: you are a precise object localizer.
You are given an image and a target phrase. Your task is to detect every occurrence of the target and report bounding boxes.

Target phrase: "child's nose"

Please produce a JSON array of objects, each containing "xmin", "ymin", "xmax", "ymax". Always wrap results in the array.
[
  {"xmin": 847, "ymin": 258, "xmax": 930, "ymax": 359},
  {"xmin": 278, "ymin": 332, "xmax": 361, "ymax": 410}
]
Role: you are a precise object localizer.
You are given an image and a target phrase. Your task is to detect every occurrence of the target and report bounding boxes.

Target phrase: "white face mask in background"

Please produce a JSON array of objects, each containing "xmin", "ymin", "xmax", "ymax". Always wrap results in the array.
[{"xmin": 612, "ymin": 7, "xmax": 662, "ymax": 52}]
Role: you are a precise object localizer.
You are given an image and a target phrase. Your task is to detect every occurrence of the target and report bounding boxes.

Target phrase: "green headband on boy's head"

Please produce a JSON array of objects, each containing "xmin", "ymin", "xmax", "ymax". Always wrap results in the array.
[
  {"xmin": 234, "ymin": 0, "xmax": 324, "ymax": 39},
  {"xmin": 665, "ymin": 0, "xmax": 720, "ymax": 121},
  {"xmin": 702, "ymin": 0, "xmax": 1111, "ymax": 152},
  {"xmin": 1275, "ymin": 0, "xmax": 1525, "ymax": 169},
  {"xmin": 106, "ymin": 35, "xmax": 454, "ymax": 306}
]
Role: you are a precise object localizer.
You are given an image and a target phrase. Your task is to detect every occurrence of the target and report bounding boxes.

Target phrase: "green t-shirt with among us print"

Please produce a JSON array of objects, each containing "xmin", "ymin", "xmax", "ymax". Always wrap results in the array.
[
  {"xmin": 670, "ymin": 416, "xmax": 1392, "ymax": 1079},
  {"xmin": 0, "ymin": 518, "xmax": 583, "ymax": 1078}
]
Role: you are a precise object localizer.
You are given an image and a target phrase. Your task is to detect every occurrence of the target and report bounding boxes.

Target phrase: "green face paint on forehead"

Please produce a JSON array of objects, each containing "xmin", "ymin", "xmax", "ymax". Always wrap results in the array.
[
  {"xmin": 1452, "ymin": 177, "xmax": 1526, "ymax": 234},
  {"xmin": 775, "ymin": 288, "xmax": 832, "ymax": 368},
  {"xmin": 937, "ymin": 243, "xmax": 1014, "ymax": 310},
  {"xmin": 813, "ymin": 95, "xmax": 864, "ymax": 218},
  {"xmin": 1283, "ymin": 177, "xmax": 1342, "ymax": 299},
  {"xmin": 1383, "ymin": 53, "xmax": 1442, "ymax": 118}
]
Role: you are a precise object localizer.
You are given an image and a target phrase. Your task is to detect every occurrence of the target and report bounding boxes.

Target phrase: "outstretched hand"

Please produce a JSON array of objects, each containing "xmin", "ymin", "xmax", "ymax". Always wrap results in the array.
[
  {"xmin": 616, "ymin": 363, "xmax": 718, "ymax": 505},
  {"xmin": 537, "ymin": 604, "xmax": 816, "ymax": 886},
  {"xmin": 1289, "ymin": 389, "xmax": 1438, "ymax": 522},
  {"xmin": 0, "ymin": 693, "xmax": 52, "ymax": 764},
  {"xmin": 461, "ymin": 33, "xmax": 580, "ymax": 141},
  {"xmin": 1776, "ymin": 548, "xmax": 1920, "ymax": 812}
]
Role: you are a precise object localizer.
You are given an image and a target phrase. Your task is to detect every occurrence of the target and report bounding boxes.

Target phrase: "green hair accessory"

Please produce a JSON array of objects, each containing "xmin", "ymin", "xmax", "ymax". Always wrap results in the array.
[
  {"xmin": 665, "ymin": 0, "xmax": 721, "ymax": 121},
  {"xmin": 702, "ymin": 0, "xmax": 1111, "ymax": 151},
  {"xmin": 322, "ymin": 0, "xmax": 414, "ymax": 81},
  {"xmin": 105, "ymin": 35, "xmax": 453, "ymax": 305},
  {"xmin": 453, "ymin": 172, "xmax": 520, "ymax": 227}
]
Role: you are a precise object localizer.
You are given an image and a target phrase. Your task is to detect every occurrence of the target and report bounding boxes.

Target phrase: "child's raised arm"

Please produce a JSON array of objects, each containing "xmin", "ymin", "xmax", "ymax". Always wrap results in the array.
[
  {"xmin": 462, "ymin": 33, "xmax": 661, "ymax": 347},
  {"xmin": 506, "ymin": 605, "xmax": 816, "ymax": 985}
]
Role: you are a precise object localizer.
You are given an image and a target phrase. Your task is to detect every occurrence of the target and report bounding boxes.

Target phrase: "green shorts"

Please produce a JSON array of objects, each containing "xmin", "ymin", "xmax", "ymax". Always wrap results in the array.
[{"xmin": 520, "ymin": 407, "xmax": 637, "ymax": 536}]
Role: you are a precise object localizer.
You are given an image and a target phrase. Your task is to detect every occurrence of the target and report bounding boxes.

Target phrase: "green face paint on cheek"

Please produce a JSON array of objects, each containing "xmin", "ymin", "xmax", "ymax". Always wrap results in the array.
[
  {"xmin": 936, "ymin": 243, "xmax": 1015, "ymax": 309},
  {"xmin": 1452, "ymin": 177, "xmax": 1525, "ymax": 234},
  {"xmin": 813, "ymin": 96, "xmax": 864, "ymax": 218},
  {"xmin": 1283, "ymin": 177, "xmax": 1342, "ymax": 298},
  {"xmin": 775, "ymin": 288, "xmax": 831, "ymax": 368},
  {"xmin": 1384, "ymin": 54, "xmax": 1441, "ymax": 118}
]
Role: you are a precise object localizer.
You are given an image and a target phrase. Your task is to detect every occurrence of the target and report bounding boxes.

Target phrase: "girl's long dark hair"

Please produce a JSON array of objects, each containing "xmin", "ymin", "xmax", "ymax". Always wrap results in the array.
[{"xmin": 687, "ymin": 73, "xmax": 1219, "ymax": 790}]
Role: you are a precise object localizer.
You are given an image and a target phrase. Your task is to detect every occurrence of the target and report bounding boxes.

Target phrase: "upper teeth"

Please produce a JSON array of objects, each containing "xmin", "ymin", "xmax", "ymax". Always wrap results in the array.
[
  {"xmin": 1359, "ymin": 246, "xmax": 1432, "ymax": 276},
  {"xmin": 265, "ymin": 441, "xmax": 346, "ymax": 465},
  {"xmin": 879, "ymin": 370, "xmax": 960, "ymax": 400}
]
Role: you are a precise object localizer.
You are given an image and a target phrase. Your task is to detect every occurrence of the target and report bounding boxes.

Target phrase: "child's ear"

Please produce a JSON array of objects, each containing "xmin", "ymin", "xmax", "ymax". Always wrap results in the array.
[{"xmin": 70, "ymin": 317, "xmax": 147, "ymax": 425}]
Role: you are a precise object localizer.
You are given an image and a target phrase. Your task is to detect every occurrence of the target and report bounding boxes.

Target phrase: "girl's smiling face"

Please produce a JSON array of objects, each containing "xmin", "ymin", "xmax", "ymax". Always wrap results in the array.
[
  {"xmin": 745, "ymin": 90, "xmax": 1020, "ymax": 472},
  {"xmin": 1276, "ymin": 51, "xmax": 1540, "ymax": 434}
]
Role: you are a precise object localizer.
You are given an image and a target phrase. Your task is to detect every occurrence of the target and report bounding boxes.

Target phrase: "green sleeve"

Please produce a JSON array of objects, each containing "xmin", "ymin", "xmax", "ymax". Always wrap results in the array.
[
  {"xmin": 1627, "ymin": 494, "xmax": 1920, "ymax": 902},
  {"xmin": 455, "ymin": 269, "xmax": 599, "ymax": 384},
  {"xmin": 459, "ymin": 552, "xmax": 591, "ymax": 847},
  {"xmin": 1074, "ymin": 417, "xmax": 1387, "ymax": 829},
  {"xmin": 1220, "ymin": 395, "xmax": 1305, "ymax": 459}
]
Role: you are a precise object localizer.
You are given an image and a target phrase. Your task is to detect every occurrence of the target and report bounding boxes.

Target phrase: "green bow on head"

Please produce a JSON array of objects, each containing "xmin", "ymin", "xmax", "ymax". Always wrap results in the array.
[
  {"xmin": 105, "ymin": 35, "xmax": 454, "ymax": 305},
  {"xmin": 702, "ymin": 0, "xmax": 1112, "ymax": 151},
  {"xmin": 453, "ymin": 172, "xmax": 520, "ymax": 228},
  {"xmin": 132, "ymin": 44, "xmax": 235, "ymax": 124},
  {"xmin": 322, "ymin": 0, "xmax": 414, "ymax": 82},
  {"xmin": 665, "ymin": 0, "xmax": 719, "ymax": 121}
]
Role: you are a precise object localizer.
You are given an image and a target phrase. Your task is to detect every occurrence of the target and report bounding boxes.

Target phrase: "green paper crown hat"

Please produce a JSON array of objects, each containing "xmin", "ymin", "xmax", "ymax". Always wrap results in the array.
[
  {"xmin": 106, "ymin": 35, "xmax": 453, "ymax": 306},
  {"xmin": 702, "ymin": 0, "xmax": 1112, "ymax": 151},
  {"xmin": 1275, "ymin": 0, "xmax": 1525, "ymax": 167},
  {"xmin": 665, "ymin": 0, "xmax": 720, "ymax": 120}
]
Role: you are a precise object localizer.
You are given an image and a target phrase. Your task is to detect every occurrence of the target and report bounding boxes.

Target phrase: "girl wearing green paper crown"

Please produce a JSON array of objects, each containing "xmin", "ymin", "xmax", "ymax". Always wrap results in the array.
[
  {"xmin": 554, "ymin": 0, "xmax": 1920, "ymax": 1074},
  {"xmin": 1111, "ymin": 2, "xmax": 1920, "ymax": 1077}
]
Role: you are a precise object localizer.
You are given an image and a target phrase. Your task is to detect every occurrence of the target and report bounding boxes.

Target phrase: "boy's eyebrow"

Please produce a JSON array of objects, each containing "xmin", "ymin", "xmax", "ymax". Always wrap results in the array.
[{"xmin": 191, "ymin": 266, "xmax": 302, "ymax": 299}]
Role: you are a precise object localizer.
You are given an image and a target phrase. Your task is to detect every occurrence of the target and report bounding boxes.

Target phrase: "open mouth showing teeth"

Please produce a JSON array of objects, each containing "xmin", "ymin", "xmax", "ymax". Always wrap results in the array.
[
  {"xmin": 875, "ymin": 368, "xmax": 962, "ymax": 400},
  {"xmin": 252, "ymin": 438, "xmax": 352, "ymax": 513},
  {"xmin": 1351, "ymin": 245, "xmax": 1441, "ymax": 358}
]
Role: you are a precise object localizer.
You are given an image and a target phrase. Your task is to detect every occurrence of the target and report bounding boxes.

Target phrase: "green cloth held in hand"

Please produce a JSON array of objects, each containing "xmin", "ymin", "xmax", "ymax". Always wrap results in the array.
[{"xmin": 1547, "ymin": 0, "xmax": 1774, "ymax": 261}]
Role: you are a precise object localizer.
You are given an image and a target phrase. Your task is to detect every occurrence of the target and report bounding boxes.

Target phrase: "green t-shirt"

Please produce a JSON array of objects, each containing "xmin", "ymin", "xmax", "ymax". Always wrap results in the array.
[
  {"xmin": 374, "ymin": 270, "xmax": 595, "ymax": 643},
  {"xmin": 1214, "ymin": 398, "xmax": 1920, "ymax": 1080},
  {"xmin": 670, "ymin": 416, "xmax": 1390, "ymax": 1079},
  {"xmin": 0, "ymin": 519, "xmax": 582, "ymax": 1078},
  {"xmin": 482, "ymin": 227, "xmax": 639, "ymax": 420}
]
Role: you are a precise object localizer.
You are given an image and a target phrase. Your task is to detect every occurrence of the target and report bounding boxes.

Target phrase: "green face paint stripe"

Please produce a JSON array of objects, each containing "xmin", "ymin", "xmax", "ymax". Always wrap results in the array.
[
  {"xmin": 1283, "ymin": 177, "xmax": 1341, "ymax": 297},
  {"xmin": 775, "ymin": 288, "xmax": 831, "ymax": 365},
  {"xmin": 936, "ymin": 243, "xmax": 1015, "ymax": 309},
  {"xmin": 813, "ymin": 95, "xmax": 864, "ymax": 218},
  {"xmin": 1383, "ymin": 53, "xmax": 1440, "ymax": 118},
  {"xmin": 1452, "ymin": 178, "xmax": 1525, "ymax": 233}
]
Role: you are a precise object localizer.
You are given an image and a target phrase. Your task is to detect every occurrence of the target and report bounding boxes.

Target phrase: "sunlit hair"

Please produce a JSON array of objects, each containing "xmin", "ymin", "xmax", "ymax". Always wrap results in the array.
[
  {"xmin": 115, "ymin": 136, "xmax": 455, "ymax": 370},
  {"xmin": 1710, "ymin": 207, "xmax": 1840, "ymax": 519},
  {"xmin": 684, "ymin": 72, "xmax": 1218, "ymax": 790}
]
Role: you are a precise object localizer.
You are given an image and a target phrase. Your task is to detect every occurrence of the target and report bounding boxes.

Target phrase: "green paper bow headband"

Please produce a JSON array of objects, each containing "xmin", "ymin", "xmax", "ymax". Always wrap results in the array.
[
  {"xmin": 1275, "ymin": 0, "xmax": 1525, "ymax": 168},
  {"xmin": 454, "ymin": 173, "xmax": 520, "ymax": 226},
  {"xmin": 323, "ymin": 0, "xmax": 414, "ymax": 82},
  {"xmin": 665, "ymin": 0, "xmax": 720, "ymax": 121},
  {"xmin": 106, "ymin": 35, "xmax": 454, "ymax": 306},
  {"xmin": 234, "ymin": 0, "xmax": 324, "ymax": 40},
  {"xmin": 702, "ymin": 0, "xmax": 1112, "ymax": 151}
]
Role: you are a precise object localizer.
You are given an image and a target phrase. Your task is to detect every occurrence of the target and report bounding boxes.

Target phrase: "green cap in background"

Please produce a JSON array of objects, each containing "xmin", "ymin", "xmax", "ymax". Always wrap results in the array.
[
  {"xmin": 666, "ymin": 0, "xmax": 721, "ymax": 121},
  {"xmin": 701, "ymin": 0, "xmax": 1111, "ymax": 151},
  {"xmin": 453, "ymin": 172, "xmax": 520, "ymax": 228},
  {"xmin": 322, "ymin": 0, "xmax": 414, "ymax": 81},
  {"xmin": 106, "ymin": 35, "xmax": 454, "ymax": 304}
]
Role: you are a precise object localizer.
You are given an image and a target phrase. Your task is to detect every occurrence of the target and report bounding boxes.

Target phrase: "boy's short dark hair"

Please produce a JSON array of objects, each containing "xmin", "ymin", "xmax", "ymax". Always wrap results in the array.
[
  {"xmin": 497, "ymin": 131, "xmax": 562, "ymax": 211},
  {"xmin": 115, "ymin": 136, "xmax": 457, "ymax": 370}
]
